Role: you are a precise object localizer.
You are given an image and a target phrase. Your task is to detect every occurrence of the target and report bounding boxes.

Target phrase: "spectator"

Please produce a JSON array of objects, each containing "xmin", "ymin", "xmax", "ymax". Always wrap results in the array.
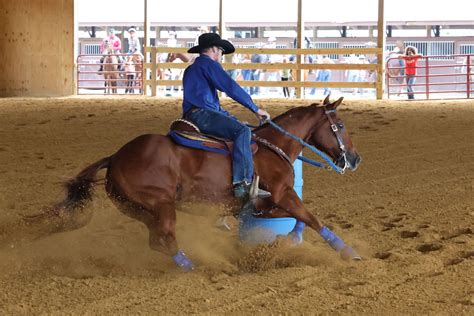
[
  {"xmin": 261, "ymin": 37, "xmax": 279, "ymax": 95},
  {"xmin": 224, "ymin": 53, "xmax": 238, "ymax": 80},
  {"xmin": 127, "ymin": 27, "xmax": 141, "ymax": 54},
  {"xmin": 240, "ymin": 53, "xmax": 252, "ymax": 93},
  {"xmin": 386, "ymin": 47, "xmax": 404, "ymax": 96},
  {"xmin": 194, "ymin": 26, "xmax": 209, "ymax": 45},
  {"xmin": 358, "ymin": 55, "xmax": 370, "ymax": 97},
  {"xmin": 166, "ymin": 31, "xmax": 180, "ymax": 94},
  {"xmin": 280, "ymin": 57, "xmax": 292, "ymax": 98},
  {"xmin": 100, "ymin": 28, "xmax": 122, "ymax": 54},
  {"xmin": 399, "ymin": 46, "xmax": 422, "ymax": 100},
  {"xmin": 345, "ymin": 54, "xmax": 361, "ymax": 95},
  {"xmin": 124, "ymin": 55, "xmax": 135, "ymax": 94},
  {"xmin": 98, "ymin": 28, "xmax": 122, "ymax": 72},
  {"xmin": 311, "ymin": 55, "xmax": 333, "ymax": 96},
  {"xmin": 250, "ymin": 47, "xmax": 264, "ymax": 96},
  {"xmin": 167, "ymin": 31, "xmax": 178, "ymax": 47}
]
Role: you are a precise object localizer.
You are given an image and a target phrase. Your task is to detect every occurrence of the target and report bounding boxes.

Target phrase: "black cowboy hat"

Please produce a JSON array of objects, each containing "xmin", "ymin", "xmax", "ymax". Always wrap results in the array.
[{"xmin": 188, "ymin": 33, "xmax": 235, "ymax": 54}]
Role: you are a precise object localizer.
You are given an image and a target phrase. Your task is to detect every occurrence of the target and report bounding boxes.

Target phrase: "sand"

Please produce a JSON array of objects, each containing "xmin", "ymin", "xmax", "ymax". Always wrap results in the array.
[{"xmin": 0, "ymin": 96, "xmax": 472, "ymax": 314}]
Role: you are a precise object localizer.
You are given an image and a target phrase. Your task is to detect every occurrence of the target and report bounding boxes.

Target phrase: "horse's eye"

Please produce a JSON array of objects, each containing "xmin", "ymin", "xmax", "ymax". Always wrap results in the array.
[{"xmin": 337, "ymin": 123, "xmax": 345, "ymax": 129}]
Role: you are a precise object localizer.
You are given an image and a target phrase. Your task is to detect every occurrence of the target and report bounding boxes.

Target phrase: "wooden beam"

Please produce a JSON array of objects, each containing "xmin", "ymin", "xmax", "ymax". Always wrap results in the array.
[
  {"xmin": 151, "ymin": 62, "xmax": 378, "ymax": 71},
  {"xmin": 296, "ymin": 0, "xmax": 303, "ymax": 98},
  {"xmin": 146, "ymin": 79, "xmax": 376, "ymax": 89},
  {"xmin": 147, "ymin": 46, "xmax": 379, "ymax": 55},
  {"xmin": 376, "ymin": 0, "xmax": 386, "ymax": 99},
  {"xmin": 150, "ymin": 47, "xmax": 157, "ymax": 96},
  {"xmin": 144, "ymin": 0, "xmax": 150, "ymax": 95}
]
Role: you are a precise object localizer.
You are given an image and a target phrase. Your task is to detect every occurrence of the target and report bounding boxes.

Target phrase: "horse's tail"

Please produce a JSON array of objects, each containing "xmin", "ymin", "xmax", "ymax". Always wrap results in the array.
[
  {"xmin": 56, "ymin": 156, "xmax": 110, "ymax": 211},
  {"xmin": 24, "ymin": 156, "xmax": 111, "ymax": 236}
]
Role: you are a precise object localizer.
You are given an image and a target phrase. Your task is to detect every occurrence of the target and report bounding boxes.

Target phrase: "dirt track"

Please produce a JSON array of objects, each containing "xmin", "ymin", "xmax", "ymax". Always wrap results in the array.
[{"xmin": 0, "ymin": 96, "xmax": 472, "ymax": 314}]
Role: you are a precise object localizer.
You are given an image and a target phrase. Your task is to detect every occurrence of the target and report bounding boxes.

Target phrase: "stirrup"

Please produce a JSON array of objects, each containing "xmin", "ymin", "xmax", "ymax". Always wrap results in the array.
[
  {"xmin": 234, "ymin": 177, "xmax": 271, "ymax": 200},
  {"xmin": 257, "ymin": 188, "xmax": 271, "ymax": 198},
  {"xmin": 249, "ymin": 175, "xmax": 271, "ymax": 199}
]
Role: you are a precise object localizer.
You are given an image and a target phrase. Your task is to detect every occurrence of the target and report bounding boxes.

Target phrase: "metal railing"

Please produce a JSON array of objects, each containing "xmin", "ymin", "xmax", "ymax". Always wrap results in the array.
[
  {"xmin": 386, "ymin": 54, "xmax": 473, "ymax": 99},
  {"xmin": 76, "ymin": 54, "xmax": 143, "ymax": 95}
]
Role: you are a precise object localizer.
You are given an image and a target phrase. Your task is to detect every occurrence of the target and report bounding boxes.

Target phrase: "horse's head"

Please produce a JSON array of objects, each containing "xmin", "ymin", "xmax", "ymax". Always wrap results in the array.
[{"xmin": 308, "ymin": 96, "xmax": 361, "ymax": 172}]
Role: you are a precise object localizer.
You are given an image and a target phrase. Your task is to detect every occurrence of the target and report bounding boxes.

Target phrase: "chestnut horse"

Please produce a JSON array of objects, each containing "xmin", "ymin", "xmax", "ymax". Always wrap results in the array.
[
  {"xmin": 28, "ymin": 96, "xmax": 361, "ymax": 271},
  {"xmin": 103, "ymin": 48, "xmax": 120, "ymax": 94}
]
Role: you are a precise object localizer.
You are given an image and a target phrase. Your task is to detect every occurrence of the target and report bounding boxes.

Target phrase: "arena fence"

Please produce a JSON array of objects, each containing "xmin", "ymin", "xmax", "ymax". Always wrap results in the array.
[
  {"xmin": 386, "ymin": 54, "xmax": 474, "ymax": 99},
  {"xmin": 76, "ymin": 54, "xmax": 143, "ymax": 95},
  {"xmin": 143, "ymin": 46, "xmax": 382, "ymax": 98}
]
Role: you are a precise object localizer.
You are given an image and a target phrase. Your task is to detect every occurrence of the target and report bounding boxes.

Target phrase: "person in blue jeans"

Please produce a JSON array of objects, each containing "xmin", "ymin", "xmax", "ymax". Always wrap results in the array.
[{"xmin": 182, "ymin": 33, "xmax": 271, "ymax": 201}]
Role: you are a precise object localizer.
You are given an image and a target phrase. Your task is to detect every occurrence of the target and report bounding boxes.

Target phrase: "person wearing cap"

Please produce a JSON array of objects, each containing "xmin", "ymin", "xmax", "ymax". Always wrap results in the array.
[
  {"xmin": 182, "ymin": 33, "xmax": 271, "ymax": 201},
  {"xmin": 127, "ymin": 27, "xmax": 141, "ymax": 54},
  {"xmin": 98, "ymin": 28, "xmax": 123, "ymax": 72},
  {"xmin": 100, "ymin": 28, "xmax": 122, "ymax": 54}
]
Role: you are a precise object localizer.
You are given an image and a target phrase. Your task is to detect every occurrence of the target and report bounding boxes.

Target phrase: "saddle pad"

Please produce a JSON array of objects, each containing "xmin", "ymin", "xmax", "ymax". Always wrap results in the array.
[
  {"xmin": 168, "ymin": 130, "xmax": 257, "ymax": 155},
  {"xmin": 168, "ymin": 130, "xmax": 231, "ymax": 155}
]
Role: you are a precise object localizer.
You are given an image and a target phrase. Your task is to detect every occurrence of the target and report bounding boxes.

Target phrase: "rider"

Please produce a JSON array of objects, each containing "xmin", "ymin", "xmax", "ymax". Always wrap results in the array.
[
  {"xmin": 98, "ymin": 28, "xmax": 123, "ymax": 72},
  {"xmin": 182, "ymin": 33, "xmax": 271, "ymax": 201}
]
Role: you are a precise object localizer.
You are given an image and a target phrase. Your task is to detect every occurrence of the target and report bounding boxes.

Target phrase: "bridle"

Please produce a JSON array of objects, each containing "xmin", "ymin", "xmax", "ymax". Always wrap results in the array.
[
  {"xmin": 264, "ymin": 105, "xmax": 350, "ymax": 174},
  {"xmin": 323, "ymin": 107, "xmax": 349, "ymax": 173}
]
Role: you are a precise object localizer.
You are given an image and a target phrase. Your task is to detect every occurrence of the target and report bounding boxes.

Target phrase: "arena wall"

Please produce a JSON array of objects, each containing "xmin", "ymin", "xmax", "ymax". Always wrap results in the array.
[{"xmin": 0, "ymin": 0, "xmax": 74, "ymax": 97}]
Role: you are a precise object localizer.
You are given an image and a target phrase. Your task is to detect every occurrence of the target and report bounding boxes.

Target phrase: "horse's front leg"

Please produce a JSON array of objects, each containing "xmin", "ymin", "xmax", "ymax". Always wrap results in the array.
[{"xmin": 272, "ymin": 188, "xmax": 361, "ymax": 260}]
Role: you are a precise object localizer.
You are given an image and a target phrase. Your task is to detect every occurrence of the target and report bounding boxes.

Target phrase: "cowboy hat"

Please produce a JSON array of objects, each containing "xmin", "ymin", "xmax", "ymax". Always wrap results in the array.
[{"xmin": 188, "ymin": 33, "xmax": 235, "ymax": 54}]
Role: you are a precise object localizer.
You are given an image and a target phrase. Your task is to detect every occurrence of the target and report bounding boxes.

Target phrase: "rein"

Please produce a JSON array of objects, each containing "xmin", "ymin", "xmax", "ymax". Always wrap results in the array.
[{"xmin": 264, "ymin": 109, "xmax": 348, "ymax": 174}]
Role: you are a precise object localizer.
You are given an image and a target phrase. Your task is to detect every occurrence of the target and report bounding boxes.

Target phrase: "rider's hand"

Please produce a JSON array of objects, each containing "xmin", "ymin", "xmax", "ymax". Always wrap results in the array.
[{"xmin": 256, "ymin": 109, "xmax": 270, "ymax": 122}]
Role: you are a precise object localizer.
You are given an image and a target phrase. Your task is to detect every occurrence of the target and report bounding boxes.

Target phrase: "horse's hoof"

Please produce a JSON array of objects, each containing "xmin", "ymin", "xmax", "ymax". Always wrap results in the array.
[
  {"xmin": 288, "ymin": 232, "xmax": 303, "ymax": 245},
  {"xmin": 181, "ymin": 263, "xmax": 195, "ymax": 272},
  {"xmin": 340, "ymin": 246, "xmax": 362, "ymax": 261},
  {"xmin": 173, "ymin": 250, "xmax": 195, "ymax": 272}
]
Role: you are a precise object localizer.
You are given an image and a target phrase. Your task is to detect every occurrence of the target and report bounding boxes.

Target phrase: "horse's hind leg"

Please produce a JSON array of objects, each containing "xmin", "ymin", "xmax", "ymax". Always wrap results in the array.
[
  {"xmin": 146, "ymin": 202, "xmax": 194, "ymax": 271},
  {"xmin": 110, "ymin": 195, "xmax": 194, "ymax": 271}
]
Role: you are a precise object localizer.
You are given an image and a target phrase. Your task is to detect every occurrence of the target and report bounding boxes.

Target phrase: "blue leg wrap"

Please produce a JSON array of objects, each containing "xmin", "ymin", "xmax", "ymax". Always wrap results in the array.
[
  {"xmin": 319, "ymin": 226, "xmax": 346, "ymax": 252},
  {"xmin": 172, "ymin": 250, "xmax": 195, "ymax": 272},
  {"xmin": 290, "ymin": 221, "xmax": 305, "ymax": 244}
]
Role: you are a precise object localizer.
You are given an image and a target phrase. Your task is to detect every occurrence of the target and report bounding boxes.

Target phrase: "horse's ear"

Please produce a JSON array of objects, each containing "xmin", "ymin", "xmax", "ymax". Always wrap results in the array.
[
  {"xmin": 329, "ymin": 97, "xmax": 344, "ymax": 109},
  {"xmin": 322, "ymin": 94, "xmax": 331, "ymax": 105}
]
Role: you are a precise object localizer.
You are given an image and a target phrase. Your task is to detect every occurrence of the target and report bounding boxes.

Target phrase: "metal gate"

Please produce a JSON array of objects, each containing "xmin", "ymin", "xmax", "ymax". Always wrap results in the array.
[
  {"xmin": 76, "ymin": 54, "xmax": 143, "ymax": 95},
  {"xmin": 386, "ymin": 54, "xmax": 473, "ymax": 99}
]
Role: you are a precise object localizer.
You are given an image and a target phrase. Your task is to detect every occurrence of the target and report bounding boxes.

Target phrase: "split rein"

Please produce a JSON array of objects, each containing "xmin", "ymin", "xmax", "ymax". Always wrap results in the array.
[{"xmin": 257, "ymin": 109, "xmax": 349, "ymax": 174}]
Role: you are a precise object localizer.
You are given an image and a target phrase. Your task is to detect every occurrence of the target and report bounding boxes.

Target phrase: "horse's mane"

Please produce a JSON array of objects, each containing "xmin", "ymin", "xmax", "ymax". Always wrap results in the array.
[{"xmin": 253, "ymin": 103, "xmax": 322, "ymax": 133}]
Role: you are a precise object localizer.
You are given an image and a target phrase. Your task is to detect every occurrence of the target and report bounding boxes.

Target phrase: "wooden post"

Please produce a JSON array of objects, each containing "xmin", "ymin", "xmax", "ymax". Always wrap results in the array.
[
  {"xmin": 296, "ymin": 0, "xmax": 303, "ymax": 98},
  {"xmin": 144, "ymin": 0, "xmax": 151, "ymax": 95},
  {"xmin": 219, "ymin": 0, "xmax": 225, "ymax": 37},
  {"xmin": 219, "ymin": 0, "xmax": 225, "ymax": 98},
  {"xmin": 151, "ymin": 47, "xmax": 157, "ymax": 97},
  {"xmin": 376, "ymin": 0, "xmax": 386, "ymax": 100}
]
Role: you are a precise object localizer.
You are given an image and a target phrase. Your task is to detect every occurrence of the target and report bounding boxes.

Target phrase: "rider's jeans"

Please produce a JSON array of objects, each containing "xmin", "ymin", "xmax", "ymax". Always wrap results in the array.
[
  {"xmin": 406, "ymin": 75, "xmax": 416, "ymax": 99},
  {"xmin": 185, "ymin": 108, "xmax": 253, "ymax": 185}
]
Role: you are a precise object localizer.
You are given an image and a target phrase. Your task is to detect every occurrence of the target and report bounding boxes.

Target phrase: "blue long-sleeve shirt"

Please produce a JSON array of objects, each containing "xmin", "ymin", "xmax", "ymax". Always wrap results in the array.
[{"xmin": 182, "ymin": 55, "xmax": 259, "ymax": 115}]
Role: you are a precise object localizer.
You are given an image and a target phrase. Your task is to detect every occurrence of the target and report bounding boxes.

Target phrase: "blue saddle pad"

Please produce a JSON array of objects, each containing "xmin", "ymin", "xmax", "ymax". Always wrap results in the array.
[{"xmin": 168, "ymin": 130, "xmax": 230, "ymax": 155}]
